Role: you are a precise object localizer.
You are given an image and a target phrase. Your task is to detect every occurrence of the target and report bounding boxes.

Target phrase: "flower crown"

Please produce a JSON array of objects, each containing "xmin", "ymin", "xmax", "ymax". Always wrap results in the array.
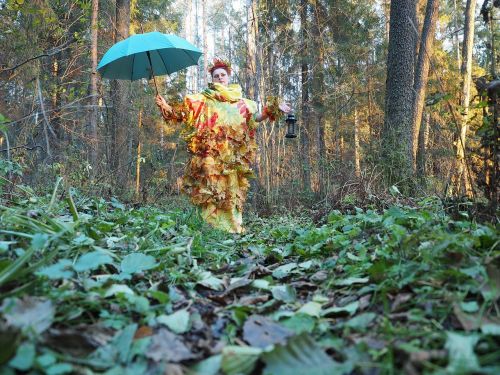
[{"xmin": 208, "ymin": 57, "xmax": 232, "ymax": 75}]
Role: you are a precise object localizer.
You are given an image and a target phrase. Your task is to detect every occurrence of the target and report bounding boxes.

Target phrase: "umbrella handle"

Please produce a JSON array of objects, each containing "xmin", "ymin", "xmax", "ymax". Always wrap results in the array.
[{"xmin": 146, "ymin": 51, "xmax": 159, "ymax": 96}]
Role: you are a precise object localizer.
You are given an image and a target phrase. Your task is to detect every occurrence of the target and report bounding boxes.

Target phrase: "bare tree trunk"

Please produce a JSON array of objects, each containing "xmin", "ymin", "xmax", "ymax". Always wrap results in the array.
[
  {"xmin": 354, "ymin": 107, "xmax": 361, "ymax": 178},
  {"xmin": 300, "ymin": 0, "xmax": 311, "ymax": 193},
  {"xmin": 412, "ymin": 0, "xmax": 438, "ymax": 173},
  {"xmin": 202, "ymin": 0, "xmax": 208, "ymax": 87},
  {"xmin": 311, "ymin": 0, "xmax": 326, "ymax": 194},
  {"xmin": 453, "ymin": 0, "xmax": 462, "ymax": 71},
  {"xmin": 452, "ymin": 0, "xmax": 476, "ymax": 196},
  {"xmin": 89, "ymin": 0, "xmax": 99, "ymax": 168},
  {"xmin": 135, "ymin": 109, "xmax": 142, "ymax": 200},
  {"xmin": 110, "ymin": 0, "xmax": 131, "ymax": 186},
  {"xmin": 195, "ymin": 0, "xmax": 201, "ymax": 91},
  {"xmin": 246, "ymin": 0, "xmax": 258, "ymax": 101},
  {"xmin": 382, "ymin": 0, "xmax": 416, "ymax": 190},
  {"xmin": 416, "ymin": 110, "xmax": 430, "ymax": 177}
]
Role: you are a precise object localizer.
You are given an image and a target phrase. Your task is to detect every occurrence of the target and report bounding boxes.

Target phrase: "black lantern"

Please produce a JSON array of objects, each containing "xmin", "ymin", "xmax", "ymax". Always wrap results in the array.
[{"xmin": 285, "ymin": 113, "xmax": 297, "ymax": 138}]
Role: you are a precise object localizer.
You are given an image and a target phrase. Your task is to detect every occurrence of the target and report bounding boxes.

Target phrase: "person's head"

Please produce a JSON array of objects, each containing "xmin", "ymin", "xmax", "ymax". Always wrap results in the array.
[{"xmin": 208, "ymin": 58, "xmax": 231, "ymax": 86}]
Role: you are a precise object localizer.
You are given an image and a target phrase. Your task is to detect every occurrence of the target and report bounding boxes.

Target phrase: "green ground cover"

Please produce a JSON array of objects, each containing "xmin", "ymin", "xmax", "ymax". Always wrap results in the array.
[{"xmin": 0, "ymin": 193, "xmax": 499, "ymax": 374}]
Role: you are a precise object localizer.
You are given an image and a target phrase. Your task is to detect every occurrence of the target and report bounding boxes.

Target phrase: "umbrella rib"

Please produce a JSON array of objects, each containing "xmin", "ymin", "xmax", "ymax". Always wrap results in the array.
[
  {"xmin": 181, "ymin": 48, "xmax": 200, "ymax": 66},
  {"xmin": 131, "ymin": 52, "xmax": 136, "ymax": 80},
  {"xmin": 157, "ymin": 49, "xmax": 170, "ymax": 75}
]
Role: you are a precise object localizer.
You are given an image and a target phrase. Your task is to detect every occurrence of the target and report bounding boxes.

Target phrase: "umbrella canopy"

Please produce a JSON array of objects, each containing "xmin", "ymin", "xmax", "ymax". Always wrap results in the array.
[{"xmin": 97, "ymin": 32, "xmax": 202, "ymax": 81}]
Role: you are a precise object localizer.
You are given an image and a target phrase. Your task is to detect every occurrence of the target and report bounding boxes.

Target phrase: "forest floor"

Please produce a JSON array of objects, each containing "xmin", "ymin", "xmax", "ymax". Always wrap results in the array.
[{"xmin": 0, "ymin": 192, "xmax": 499, "ymax": 374}]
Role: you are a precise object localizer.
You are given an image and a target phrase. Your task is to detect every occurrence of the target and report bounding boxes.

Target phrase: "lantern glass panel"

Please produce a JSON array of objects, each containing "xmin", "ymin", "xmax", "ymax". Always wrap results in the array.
[{"xmin": 285, "ymin": 114, "xmax": 297, "ymax": 138}]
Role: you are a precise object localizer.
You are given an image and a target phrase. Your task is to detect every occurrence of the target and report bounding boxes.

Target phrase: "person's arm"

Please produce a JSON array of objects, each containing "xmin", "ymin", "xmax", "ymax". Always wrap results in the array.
[
  {"xmin": 255, "ymin": 101, "xmax": 292, "ymax": 123},
  {"xmin": 156, "ymin": 94, "xmax": 189, "ymax": 122},
  {"xmin": 156, "ymin": 95, "xmax": 174, "ymax": 120}
]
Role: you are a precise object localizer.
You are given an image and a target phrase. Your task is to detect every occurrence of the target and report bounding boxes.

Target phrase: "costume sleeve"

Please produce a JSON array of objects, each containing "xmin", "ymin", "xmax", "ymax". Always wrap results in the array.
[
  {"xmin": 183, "ymin": 94, "xmax": 206, "ymax": 128},
  {"xmin": 242, "ymin": 99, "xmax": 259, "ymax": 129},
  {"xmin": 159, "ymin": 94, "xmax": 206, "ymax": 127},
  {"xmin": 263, "ymin": 96, "xmax": 285, "ymax": 122}
]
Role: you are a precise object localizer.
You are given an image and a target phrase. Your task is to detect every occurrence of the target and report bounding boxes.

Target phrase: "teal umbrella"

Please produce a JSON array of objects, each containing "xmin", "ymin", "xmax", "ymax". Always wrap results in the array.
[{"xmin": 97, "ymin": 31, "xmax": 201, "ymax": 93}]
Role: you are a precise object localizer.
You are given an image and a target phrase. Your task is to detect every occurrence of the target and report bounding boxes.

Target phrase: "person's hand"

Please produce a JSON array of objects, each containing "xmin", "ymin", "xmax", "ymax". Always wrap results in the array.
[
  {"xmin": 279, "ymin": 102, "xmax": 292, "ymax": 113},
  {"xmin": 155, "ymin": 95, "xmax": 172, "ymax": 112}
]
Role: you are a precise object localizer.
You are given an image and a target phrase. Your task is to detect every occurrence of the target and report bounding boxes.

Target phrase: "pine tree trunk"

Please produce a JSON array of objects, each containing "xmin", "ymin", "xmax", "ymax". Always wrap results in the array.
[
  {"xmin": 382, "ymin": 0, "xmax": 416, "ymax": 190},
  {"xmin": 89, "ymin": 0, "xmax": 99, "ymax": 168},
  {"xmin": 246, "ymin": 0, "xmax": 258, "ymax": 101},
  {"xmin": 452, "ymin": 0, "xmax": 476, "ymax": 196},
  {"xmin": 247, "ymin": 0, "xmax": 262, "ymax": 208},
  {"xmin": 135, "ymin": 109, "xmax": 142, "ymax": 199},
  {"xmin": 110, "ymin": 0, "xmax": 131, "ymax": 186},
  {"xmin": 300, "ymin": 0, "xmax": 311, "ymax": 193},
  {"xmin": 202, "ymin": 0, "xmax": 208, "ymax": 87},
  {"xmin": 412, "ymin": 0, "xmax": 438, "ymax": 173},
  {"xmin": 311, "ymin": 0, "xmax": 326, "ymax": 194},
  {"xmin": 453, "ymin": 0, "xmax": 462, "ymax": 71},
  {"xmin": 354, "ymin": 107, "xmax": 361, "ymax": 178},
  {"xmin": 416, "ymin": 111, "xmax": 430, "ymax": 176}
]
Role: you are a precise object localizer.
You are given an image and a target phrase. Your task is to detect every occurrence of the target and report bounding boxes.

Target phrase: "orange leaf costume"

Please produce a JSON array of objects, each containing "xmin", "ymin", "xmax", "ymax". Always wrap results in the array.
[{"xmin": 160, "ymin": 83, "xmax": 258, "ymax": 233}]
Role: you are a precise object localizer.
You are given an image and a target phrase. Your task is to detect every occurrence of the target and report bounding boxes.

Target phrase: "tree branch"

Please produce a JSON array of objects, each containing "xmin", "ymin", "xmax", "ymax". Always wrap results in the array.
[{"xmin": 1, "ymin": 38, "xmax": 76, "ymax": 73}]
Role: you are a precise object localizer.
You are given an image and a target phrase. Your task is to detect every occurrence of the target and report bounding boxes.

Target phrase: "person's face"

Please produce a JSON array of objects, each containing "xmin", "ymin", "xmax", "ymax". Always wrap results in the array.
[{"xmin": 212, "ymin": 68, "xmax": 229, "ymax": 86}]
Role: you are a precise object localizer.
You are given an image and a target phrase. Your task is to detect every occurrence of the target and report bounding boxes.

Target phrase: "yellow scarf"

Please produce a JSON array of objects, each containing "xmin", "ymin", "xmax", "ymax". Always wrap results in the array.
[{"xmin": 202, "ymin": 83, "xmax": 243, "ymax": 103}]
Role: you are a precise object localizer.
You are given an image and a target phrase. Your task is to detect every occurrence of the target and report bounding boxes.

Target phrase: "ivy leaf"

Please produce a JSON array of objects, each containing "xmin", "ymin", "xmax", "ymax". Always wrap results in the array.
[
  {"xmin": 105, "ymin": 284, "xmax": 135, "ymax": 297},
  {"xmin": 297, "ymin": 302, "xmax": 322, "ymax": 317},
  {"xmin": 322, "ymin": 301, "xmax": 359, "ymax": 317},
  {"xmin": 9, "ymin": 342, "xmax": 35, "ymax": 371},
  {"xmin": 481, "ymin": 323, "xmax": 500, "ymax": 336},
  {"xmin": 188, "ymin": 355, "xmax": 222, "ymax": 375},
  {"xmin": 445, "ymin": 332, "xmax": 480, "ymax": 373},
  {"xmin": 157, "ymin": 309, "xmax": 191, "ymax": 334},
  {"xmin": 271, "ymin": 285, "xmax": 297, "ymax": 303},
  {"xmin": 37, "ymin": 259, "xmax": 74, "ymax": 280},
  {"xmin": 120, "ymin": 253, "xmax": 157, "ymax": 274},
  {"xmin": 334, "ymin": 277, "xmax": 369, "ymax": 286},
  {"xmin": 196, "ymin": 271, "xmax": 225, "ymax": 291},
  {"xmin": 345, "ymin": 312, "xmax": 376, "ymax": 330},
  {"xmin": 221, "ymin": 346, "xmax": 262, "ymax": 375},
  {"xmin": 31, "ymin": 233, "xmax": 49, "ymax": 250},
  {"xmin": 74, "ymin": 251, "xmax": 113, "ymax": 272},
  {"xmin": 2, "ymin": 297, "xmax": 54, "ymax": 334},
  {"xmin": 272, "ymin": 263, "xmax": 297, "ymax": 279}
]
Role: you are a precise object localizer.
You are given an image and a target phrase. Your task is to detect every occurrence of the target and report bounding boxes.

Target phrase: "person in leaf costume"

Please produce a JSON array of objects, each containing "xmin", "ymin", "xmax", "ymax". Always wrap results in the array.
[{"xmin": 156, "ymin": 58, "xmax": 290, "ymax": 233}]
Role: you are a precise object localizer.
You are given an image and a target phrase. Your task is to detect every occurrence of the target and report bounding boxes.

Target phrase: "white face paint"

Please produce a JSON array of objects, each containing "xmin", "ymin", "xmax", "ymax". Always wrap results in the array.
[{"xmin": 211, "ymin": 68, "xmax": 230, "ymax": 86}]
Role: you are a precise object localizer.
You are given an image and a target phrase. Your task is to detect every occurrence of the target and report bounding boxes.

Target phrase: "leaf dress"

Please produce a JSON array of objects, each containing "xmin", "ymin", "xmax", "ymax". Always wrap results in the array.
[{"xmin": 161, "ymin": 83, "xmax": 258, "ymax": 233}]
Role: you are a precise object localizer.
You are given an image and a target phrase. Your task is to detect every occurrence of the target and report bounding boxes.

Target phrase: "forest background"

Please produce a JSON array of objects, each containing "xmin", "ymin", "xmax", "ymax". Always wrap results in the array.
[
  {"xmin": 0, "ymin": 0, "xmax": 498, "ymax": 212},
  {"xmin": 1, "ymin": 1, "xmax": 500, "ymax": 374}
]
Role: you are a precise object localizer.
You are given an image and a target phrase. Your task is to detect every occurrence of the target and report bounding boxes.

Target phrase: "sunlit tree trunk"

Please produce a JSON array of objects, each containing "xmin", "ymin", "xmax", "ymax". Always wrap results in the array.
[
  {"xmin": 89, "ymin": 0, "xmax": 99, "ymax": 168},
  {"xmin": 412, "ymin": 0, "xmax": 438, "ymax": 173},
  {"xmin": 110, "ymin": 0, "xmax": 131, "ymax": 185},
  {"xmin": 416, "ymin": 111, "xmax": 430, "ymax": 176},
  {"xmin": 135, "ymin": 109, "xmax": 142, "ymax": 199},
  {"xmin": 300, "ymin": 0, "xmax": 311, "ymax": 193},
  {"xmin": 453, "ymin": 0, "xmax": 462, "ymax": 71},
  {"xmin": 451, "ymin": 0, "xmax": 476, "ymax": 196},
  {"xmin": 354, "ymin": 107, "xmax": 361, "ymax": 178},
  {"xmin": 246, "ymin": 0, "xmax": 258, "ymax": 101},
  {"xmin": 311, "ymin": 0, "xmax": 326, "ymax": 193},
  {"xmin": 202, "ymin": 0, "xmax": 208, "ymax": 87},
  {"xmin": 247, "ymin": 0, "xmax": 262, "ymax": 207},
  {"xmin": 382, "ymin": 0, "xmax": 416, "ymax": 190}
]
